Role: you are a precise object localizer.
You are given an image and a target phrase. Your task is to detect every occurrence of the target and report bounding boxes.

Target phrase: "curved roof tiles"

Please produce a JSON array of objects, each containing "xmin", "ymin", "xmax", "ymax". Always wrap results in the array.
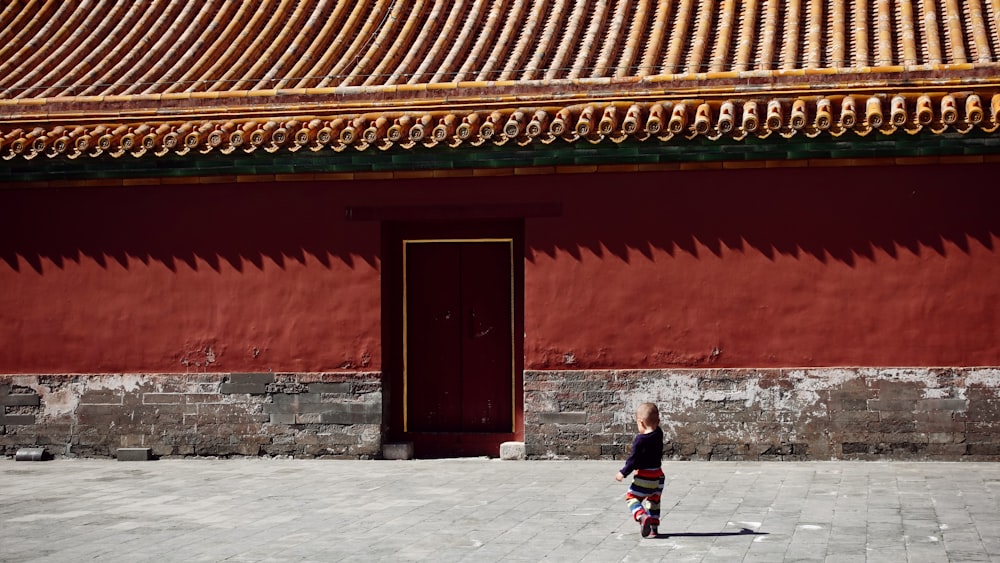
[
  {"xmin": 2, "ymin": 0, "xmax": 1000, "ymax": 161},
  {"xmin": 4, "ymin": 0, "xmax": 1000, "ymax": 95}
]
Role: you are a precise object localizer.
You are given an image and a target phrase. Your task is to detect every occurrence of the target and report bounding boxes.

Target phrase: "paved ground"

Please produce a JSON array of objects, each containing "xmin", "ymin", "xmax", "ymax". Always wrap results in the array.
[{"xmin": 2, "ymin": 458, "xmax": 999, "ymax": 562}]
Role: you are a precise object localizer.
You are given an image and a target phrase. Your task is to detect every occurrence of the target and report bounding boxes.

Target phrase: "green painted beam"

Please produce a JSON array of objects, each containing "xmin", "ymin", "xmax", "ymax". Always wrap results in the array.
[{"xmin": 0, "ymin": 131, "xmax": 996, "ymax": 183}]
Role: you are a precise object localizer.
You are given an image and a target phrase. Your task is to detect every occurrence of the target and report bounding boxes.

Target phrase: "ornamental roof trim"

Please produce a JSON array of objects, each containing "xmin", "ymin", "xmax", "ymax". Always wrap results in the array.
[
  {"xmin": 3, "ymin": 94, "xmax": 998, "ymax": 162},
  {"xmin": 2, "ymin": 0, "xmax": 1000, "ymax": 163}
]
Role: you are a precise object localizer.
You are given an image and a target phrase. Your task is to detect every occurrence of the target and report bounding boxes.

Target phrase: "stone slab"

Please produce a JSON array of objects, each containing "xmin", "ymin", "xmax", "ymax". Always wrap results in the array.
[
  {"xmin": 500, "ymin": 441, "xmax": 526, "ymax": 460},
  {"xmin": 3, "ymin": 393, "xmax": 40, "ymax": 406},
  {"xmin": 1, "ymin": 414, "xmax": 35, "ymax": 425},
  {"xmin": 116, "ymin": 448, "xmax": 152, "ymax": 461},
  {"xmin": 228, "ymin": 373, "xmax": 275, "ymax": 385},
  {"xmin": 219, "ymin": 383, "xmax": 268, "ymax": 395},
  {"xmin": 306, "ymin": 382, "xmax": 352, "ymax": 394},
  {"xmin": 382, "ymin": 442, "xmax": 414, "ymax": 460}
]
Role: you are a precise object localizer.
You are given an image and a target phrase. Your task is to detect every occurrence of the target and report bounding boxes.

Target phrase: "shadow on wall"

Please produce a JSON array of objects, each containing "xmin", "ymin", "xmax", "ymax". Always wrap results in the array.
[
  {"xmin": 0, "ymin": 182, "xmax": 380, "ymax": 274},
  {"xmin": 526, "ymin": 164, "xmax": 1000, "ymax": 267},
  {"xmin": 3, "ymin": 164, "xmax": 999, "ymax": 273}
]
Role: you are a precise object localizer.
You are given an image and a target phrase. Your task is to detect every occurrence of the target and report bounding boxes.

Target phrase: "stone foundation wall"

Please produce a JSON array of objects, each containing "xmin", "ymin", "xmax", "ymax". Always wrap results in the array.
[
  {"xmin": 524, "ymin": 368, "xmax": 1000, "ymax": 461},
  {"xmin": 8, "ymin": 368, "xmax": 1000, "ymax": 460},
  {"xmin": 0, "ymin": 372, "xmax": 382, "ymax": 459}
]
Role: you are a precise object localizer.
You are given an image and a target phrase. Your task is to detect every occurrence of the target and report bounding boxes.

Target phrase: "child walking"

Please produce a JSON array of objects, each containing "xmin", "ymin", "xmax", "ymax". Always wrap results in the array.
[{"xmin": 615, "ymin": 402, "xmax": 664, "ymax": 538}]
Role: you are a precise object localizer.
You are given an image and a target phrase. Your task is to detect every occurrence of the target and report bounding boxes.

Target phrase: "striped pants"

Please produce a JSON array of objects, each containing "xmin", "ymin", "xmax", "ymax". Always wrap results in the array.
[{"xmin": 625, "ymin": 468, "xmax": 665, "ymax": 525}]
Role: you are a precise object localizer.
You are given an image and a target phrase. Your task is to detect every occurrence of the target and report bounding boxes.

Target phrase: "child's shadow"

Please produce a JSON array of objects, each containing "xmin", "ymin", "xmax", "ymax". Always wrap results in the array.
[{"xmin": 653, "ymin": 527, "xmax": 767, "ymax": 539}]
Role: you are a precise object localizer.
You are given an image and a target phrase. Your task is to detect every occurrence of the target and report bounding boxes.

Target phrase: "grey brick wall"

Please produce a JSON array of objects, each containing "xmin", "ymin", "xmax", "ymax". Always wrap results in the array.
[
  {"xmin": 1, "ymin": 384, "xmax": 41, "ymax": 426},
  {"xmin": 7, "ymin": 367, "xmax": 1000, "ymax": 461},
  {"xmin": 524, "ymin": 368, "xmax": 1000, "ymax": 461},
  {"xmin": 0, "ymin": 372, "xmax": 382, "ymax": 459}
]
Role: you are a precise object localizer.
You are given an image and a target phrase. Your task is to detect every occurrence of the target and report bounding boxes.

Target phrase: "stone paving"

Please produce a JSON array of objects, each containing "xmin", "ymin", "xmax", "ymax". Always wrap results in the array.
[{"xmin": 2, "ymin": 458, "xmax": 999, "ymax": 562}]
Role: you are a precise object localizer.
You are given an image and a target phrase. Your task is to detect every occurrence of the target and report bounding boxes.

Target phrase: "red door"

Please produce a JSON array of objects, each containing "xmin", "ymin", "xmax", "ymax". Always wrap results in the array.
[{"xmin": 403, "ymin": 238, "xmax": 518, "ymax": 456}]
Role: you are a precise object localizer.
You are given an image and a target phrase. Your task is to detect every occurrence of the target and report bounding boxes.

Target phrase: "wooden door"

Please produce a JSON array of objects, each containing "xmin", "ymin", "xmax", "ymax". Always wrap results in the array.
[
  {"xmin": 402, "ymin": 237, "xmax": 518, "ymax": 455},
  {"xmin": 403, "ymin": 239, "xmax": 515, "ymax": 434}
]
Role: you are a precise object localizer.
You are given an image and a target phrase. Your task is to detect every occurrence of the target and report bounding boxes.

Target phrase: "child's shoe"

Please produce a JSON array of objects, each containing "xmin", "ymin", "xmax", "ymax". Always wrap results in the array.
[
  {"xmin": 640, "ymin": 515, "xmax": 653, "ymax": 538},
  {"xmin": 650, "ymin": 525, "xmax": 658, "ymax": 537}
]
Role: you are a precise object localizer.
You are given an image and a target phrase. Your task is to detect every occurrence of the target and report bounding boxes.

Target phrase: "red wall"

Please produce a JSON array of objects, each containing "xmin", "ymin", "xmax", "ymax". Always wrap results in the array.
[
  {"xmin": 0, "ymin": 183, "xmax": 381, "ymax": 373},
  {"xmin": 524, "ymin": 164, "xmax": 1000, "ymax": 369},
  {"xmin": 2, "ymin": 163, "xmax": 999, "ymax": 374}
]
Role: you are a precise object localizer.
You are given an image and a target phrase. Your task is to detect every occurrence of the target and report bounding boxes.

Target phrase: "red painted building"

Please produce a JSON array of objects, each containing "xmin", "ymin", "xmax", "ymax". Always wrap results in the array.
[{"xmin": 3, "ymin": 1, "xmax": 1000, "ymax": 460}]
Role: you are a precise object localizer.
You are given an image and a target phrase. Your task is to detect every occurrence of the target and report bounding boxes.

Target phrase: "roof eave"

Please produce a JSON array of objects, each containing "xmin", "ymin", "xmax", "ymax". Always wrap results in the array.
[{"xmin": 3, "ymin": 65, "xmax": 1000, "ymax": 123}]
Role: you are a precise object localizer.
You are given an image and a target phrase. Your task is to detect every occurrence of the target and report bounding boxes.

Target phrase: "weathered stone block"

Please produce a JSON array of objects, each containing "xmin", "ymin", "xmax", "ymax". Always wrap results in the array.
[
  {"xmin": 916, "ymin": 410, "xmax": 962, "ymax": 423},
  {"xmin": 220, "ymin": 373, "xmax": 275, "ymax": 394},
  {"xmin": 665, "ymin": 442, "xmax": 698, "ymax": 458},
  {"xmin": 231, "ymin": 443, "xmax": 264, "ymax": 456},
  {"xmin": 140, "ymin": 404, "xmax": 186, "ymax": 418},
  {"xmin": 917, "ymin": 399, "xmax": 968, "ymax": 412},
  {"xmin": 499, "ymin": 441, "xmax": 526, "ymax": 460},
  {"xmin": 143, "ymin": 393, "xmax": 183, "ymax": 404},
  {"xmin": 79, "ymin": 390, "xmax": 122, "ymax": 404},
  {"xmin": 524, "ymin": 443, "xmax": 547, "ymax": 458},
  {"xmin": 229, "ymin": 373, "xmax": 275, "ymax": 385},
  {"xmin": 308, "ymin": 383, "xmax": 352, "ymax": 394},
  {"xmin": 270, "ymin": 413, "xmax": 296, "ymax": 425},
  {"xmin": 348, "ymin": 443, "xmax": 380, "ymax": 458},
  {"xmin": 966, "ymin": 399, "xmax": 1000, "ymax": 421},
  {"xmin": 710, "ymin": 443, "xmax": 749, "ymax": 459},
  {"xmin": 0, "ymin": 414, "xmax": 35, "ymax": 425},
  {"xmin": 537, "ymin": 412, "xmax": 587, "ymax": 424},
  {"xmin": 841, "ymin": 442, "xmax": 871, "ymax": 455},
  {"xmin": 296, "ymin": 413, "xmax": 322, "ymax": 424},
  {"xmin": 3, "ymin": 393, "xmax": 40, "ymax": 406},
  {"xmin": 697, "ymin": 398, "xmax": 743, "ymax": 413},
  {"xmin": 870, "ymin": 418, "xmax": 916, "ymax": 433},
  {"xmin": 601, "ymin": 444, "xmax": 626, "ymax": 456},
  {"xmin": 873, "ymin": 380, "xmax": 924, "ymax": 399},
  {"xmin": 185, "ymin": 393, "xmax": 224, "ymax": 404},
  {"xmin": 555, "ymin": 423, "xmax": 590, "ymax": 436},
  {"xmin": 915, "ymin": 417, "xmax": 966, "ymax": 433},
  {"xmin": 116, "ymin": 448, "xmax": 152, "ymax": 461},
  {"xmin": 262, "ymin": 397, "xmax": 292, "ymax": 414},
  {"xmin": 293, "ymin": 431, "xmax": 322, "ymax": 445},
  {"xmin": 292, "ymin": 392, "xmax": 322, "ymax": 405},
  {"xmin": 756, "ymin": 410, "xmax": 796, "ymax": 423},
  {"xmin": 219, "ymin": 383, "xmax": 268, "ymax": 395},
  {"xmin": 867, "ymin": 399, "xmax": 917, "ymax": 412},
  {"xmin": 923, "ymin": 444, "xmax": 969, "ymax": 457},
  {"xmin": 827, "ymin": 394, "xmax": 869, "ymax": 411},
  {"xmin": 317, "ymin": 402, "xmax": 381, "ymax": 425},
  {"xmin": 77, "ymin": 404, "xmax": 132, "ymax": 426},
  {"xmin": 699, "ymin": 376, "xmax": 742, "ymax": 391},
  {"xmin": 925, "ymin": 432, "xmax": 958, "ymax": 444},
  {"xmin": 194, "ymin": 404, "xmax": 252, "ymax": 421},
  {"xmin": 382, "ymin": 442, "xmax": 414, "ymax": 460},
  {"xmin": 119, "ymin": 434, "xmax": 149, "ymax": 448},
  {"xmin": 557, "ymin": 443, "xmax": 600, "ymax": 458}
]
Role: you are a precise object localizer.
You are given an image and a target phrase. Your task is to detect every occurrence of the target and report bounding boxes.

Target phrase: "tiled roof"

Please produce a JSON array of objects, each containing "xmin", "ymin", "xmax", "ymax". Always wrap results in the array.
[{"xmin": 2, "ymin": 0, "xmax": 1000, "ymax": 162}]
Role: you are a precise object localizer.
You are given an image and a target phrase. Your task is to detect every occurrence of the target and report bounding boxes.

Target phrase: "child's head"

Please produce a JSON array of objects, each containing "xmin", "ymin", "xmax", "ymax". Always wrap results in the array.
[{"xmin": 635, "ymin": 402, "xmax": 660, "ymax": 431}]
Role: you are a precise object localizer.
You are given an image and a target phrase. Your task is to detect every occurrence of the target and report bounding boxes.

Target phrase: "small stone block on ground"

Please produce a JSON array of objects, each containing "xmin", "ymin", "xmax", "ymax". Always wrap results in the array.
[
  {"xmin": 116, "ymin": 448, "xmax": 152, "ymax": 461},
  {"xmin": 500, "ymin": 441, "xmax": 526, "ymax": 460},
  {"xmin": 382, "ymin": 442, "xmax": 414, "ymax": 460}
]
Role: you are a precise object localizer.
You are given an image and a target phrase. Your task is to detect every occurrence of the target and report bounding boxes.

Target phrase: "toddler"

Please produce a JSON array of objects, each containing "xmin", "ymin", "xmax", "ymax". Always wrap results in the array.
[{"xmin": 615, "ymin": 402, "xmax": 664, "ymax": 538}]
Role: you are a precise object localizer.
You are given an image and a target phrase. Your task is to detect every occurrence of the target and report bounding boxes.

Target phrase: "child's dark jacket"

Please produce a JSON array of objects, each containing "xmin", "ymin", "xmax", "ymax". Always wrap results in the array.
[{"xmin": 619, "ymin": 426, "xmax": 664, "ymax": 477}]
